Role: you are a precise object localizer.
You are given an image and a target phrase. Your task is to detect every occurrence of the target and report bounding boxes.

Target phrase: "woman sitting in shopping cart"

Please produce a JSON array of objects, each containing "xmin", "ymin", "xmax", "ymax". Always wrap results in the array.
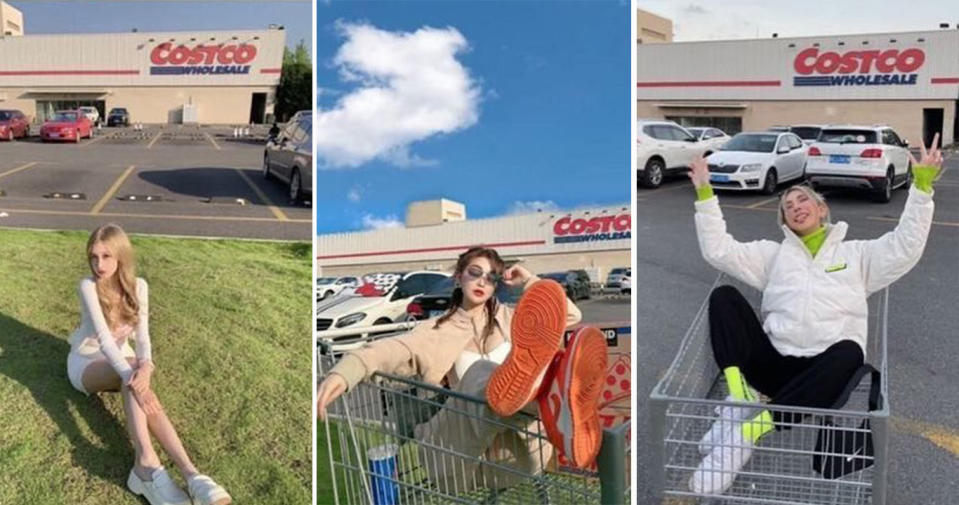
[
  {"xmin": 317, "ymin": 246, "xmax": 609, "ymax": 483},
  {"xmin": 685, "ymin": 134, "xmax": 944, "ymax": 494}
]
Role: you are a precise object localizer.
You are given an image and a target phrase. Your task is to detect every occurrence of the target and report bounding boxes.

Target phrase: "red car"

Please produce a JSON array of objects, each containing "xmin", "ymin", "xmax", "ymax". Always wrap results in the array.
[
  {"xmin": 0, "ymin": 109, "xmax": 29, "ymax": 141},
  {"xmin": 40, "ymin": 110, "xmax": 94, "ymax": 143}
]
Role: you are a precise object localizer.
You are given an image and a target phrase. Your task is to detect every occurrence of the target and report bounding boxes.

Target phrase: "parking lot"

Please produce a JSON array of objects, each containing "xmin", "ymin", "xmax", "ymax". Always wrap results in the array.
[
  {"xmin": 636, "ymin": 151, "xmax": 959, "ymax": 503},
  {"xmin": 0, "ymin": 125, "xmax": 311, "ymax": 240}
]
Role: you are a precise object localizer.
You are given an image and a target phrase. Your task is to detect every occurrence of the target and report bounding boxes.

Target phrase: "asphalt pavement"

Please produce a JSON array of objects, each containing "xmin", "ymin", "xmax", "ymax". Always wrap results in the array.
[
  {"xmin": 636, "ymin": 152, "xmax": 959, "ymax": 503},
  {"xmin": 0, "ymin": 125, "xmax": 311, "ymax": 240}
]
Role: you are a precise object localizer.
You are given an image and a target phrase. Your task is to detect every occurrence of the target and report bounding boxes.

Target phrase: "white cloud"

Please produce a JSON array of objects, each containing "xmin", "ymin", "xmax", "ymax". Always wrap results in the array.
[
  {"xmin": 347, "ymin": 186, "xmax": 361, "ymax": 202},
  {"xmin": 507, "ymin": 200, "xmax": 560, "ymax": 215},
  {"xmin": 361, "ymin": 213, "xmax": 403, "ymax": 230},
  {"xmin": 317, "ymin": 21, "xmax": 481, "ymax": 169}
]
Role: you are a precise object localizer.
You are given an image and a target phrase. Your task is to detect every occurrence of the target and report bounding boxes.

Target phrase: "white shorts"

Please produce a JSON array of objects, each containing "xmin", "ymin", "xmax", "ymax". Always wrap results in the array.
[{"xmin": 66, "ymin": 343, "xmax": 136, "ymax": 395}]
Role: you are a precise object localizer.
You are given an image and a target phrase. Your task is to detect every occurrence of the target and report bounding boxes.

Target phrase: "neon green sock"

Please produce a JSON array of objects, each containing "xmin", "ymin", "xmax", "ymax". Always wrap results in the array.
[
  {"xmin": 741, "ymin": 410, "xmax": 774, "ymax": 443},
  {"xmin": 912, "ymin": 164, "xmax": 939, "ymax": 194},
  {"xmin": 696, "ymin": 184, "xmax": 714, "ymax": 201},
  {"xmin": 723, "ymin": 366, "xmax": 756, "ymax": 402}
]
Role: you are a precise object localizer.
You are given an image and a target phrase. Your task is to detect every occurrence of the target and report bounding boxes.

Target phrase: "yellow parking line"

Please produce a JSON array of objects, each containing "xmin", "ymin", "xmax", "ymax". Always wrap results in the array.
[
  {"xmin": 747, "ymin": 196, "xmax": 779, "ymax": 209},
  {"xmin": 892, "ymin": 417, "xmax": 959, "ymax": 459},
  {"xmin": 203, "ymin": 131, "xmax": 221, "ymax": 151},
  {"xmin": 0, "ymin": 162, "xmax": 38, "ymax": 180},
  {"xmin": 868, "ymin": 216, "xmax": 959, "ymax": 228},
  {"xmin": 90, "ymin": 165, "xmax": 136, "ymax": 214},
  {"xmin": 146, "ymin": 130, "xmax": 163, "ymax": 149},
  {"xmin": 0, "ymin": 206, "xmax": 310, "ymax": 223},
  {"xmin": 234, "ymin": 168, "xmax": 288, "ymax": 221}
]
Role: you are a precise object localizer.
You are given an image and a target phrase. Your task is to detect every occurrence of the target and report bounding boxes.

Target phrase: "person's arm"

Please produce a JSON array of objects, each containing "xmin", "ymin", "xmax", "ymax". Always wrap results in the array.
[
  {"xmin": 134, "ymin": 278, "xmax": 153, "ymax": 365},
  {"xmin": 78, "ymin": 279, "xmax": 135, "ymax": 383},
  {"xmin": 687, "ymin": 156, "xmax": 780, "ymax": 290},
  {"xmin": 861, "ymin": 136, "xmax": 942, "ymax": 293},
  {"xmin": 327, "ymin": 322, "xmax": 448, "ymax": 392}
]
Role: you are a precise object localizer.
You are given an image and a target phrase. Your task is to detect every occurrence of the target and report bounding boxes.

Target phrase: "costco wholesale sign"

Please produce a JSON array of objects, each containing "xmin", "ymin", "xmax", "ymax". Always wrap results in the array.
[
  {"xmin": 553, "ymin": 214, "xmax": 631, "ymax": 244},
  {"xmin": 150, "ymin": 43, "xmax": 258, "ymax": 75},
  {"xmin": 793, "ymin": 47, "xmax": 924, "ymax": 87}
]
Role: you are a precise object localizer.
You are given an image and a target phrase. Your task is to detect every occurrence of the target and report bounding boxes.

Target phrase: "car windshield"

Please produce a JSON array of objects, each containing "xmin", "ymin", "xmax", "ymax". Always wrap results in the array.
[
  {"xmin": 51, "ymin": 112, "xmax": 78, "ymax": 122},
  {"xmin": 790, "ymin": 127, "xmax": 821, "ymax": 140},
  {"xmin": 609, "ymin": 268, "xmax": 627, "ymax": 275},
  {"xmin": 110, "ymin": 108, "xmax": 127, "ymax": 114},
  {"xmin": 0, "ymin": 111, "xmax": 13, "ymax": 120},
  {"xmin": 687, "ymin": 128, "xmax": 706, "ymax": 137},
  {"xmin": 423, "ymin": 277, "xmax": 456, "ymax": 296},
  {"xmin": 316, "ymin": 277, "xmax": 337, "ymax": 285},
  {"xmin": 721, "ymin": 134, "xmax": 778, "ymax": 153},
  {"xmin": 818, "ymin": 130, "xmax": 878, "ymax": 144}
]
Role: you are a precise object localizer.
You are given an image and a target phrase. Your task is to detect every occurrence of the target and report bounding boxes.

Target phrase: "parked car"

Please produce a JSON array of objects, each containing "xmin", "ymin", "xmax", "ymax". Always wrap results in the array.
[
  {"xmin": 788, "ymin": 124, "xmax": 826, "ymax": 145},
  {"xmin": 263, "ymin": 110, "xmax": 312, "ymax": 205},
  {"xmin": 540, "ymin": 270, "xmax": 591, "ymax": 301},
  {"xmin": 637, "ymin": 119, "xmax": 710, "ymax": 189},
  {"xmin": 604, "ymin": 267, "xmax": 631, "ymax": 295},
  {"xmin": 316, "ymin": 276, "xmax": 361, "ymax": 301},
  {"xmin": 687, "ymin": 127, "xmax": 731, "ymax": 152},
  {"xmin": 805, "ymin": 125, "xmax": 911, "ymax": 203},
  {"xmin": 78, "ymin": 106, "xmax": 100, "ymax": 126},
  {"xmin": 0, "ymin": 109, "xmax": 30, "ymax": 141},
  {"xmin": 316, "ymin": 270, "xmax": 450, "ymax": 332},
  {"xmin": 766, "ymin": 126, "xmax": 790, "ymax": 132},
  {"xmin": 620, "ymin": 274, "xmax": 632, "ymax": 295},
  {"xmin": 40, "ymin": 111, "xmax": 94, "ymax": 143},
  {"xmin": 404, "ymin": 277, "xmax": 524, "ymax": 321},
  {"xmin": 107, "ymin": 108, "xmax": 130, "ymax": 127},
  {"xmin": 705, "ymin": 131, "xmax": 807, "ymax": 195}
]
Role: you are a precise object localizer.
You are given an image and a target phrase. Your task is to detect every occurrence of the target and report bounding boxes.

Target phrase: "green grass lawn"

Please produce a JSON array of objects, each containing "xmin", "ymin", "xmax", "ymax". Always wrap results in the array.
[{"xmin": 0, "ymin": 229, "xmax": 311, "ymax": 504}]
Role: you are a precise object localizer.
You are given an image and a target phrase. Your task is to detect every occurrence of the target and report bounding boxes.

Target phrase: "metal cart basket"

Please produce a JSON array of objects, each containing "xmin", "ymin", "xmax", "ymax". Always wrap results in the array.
[
  {"xmin": 649, "ymin": 274, "xmax": 889, "ymax": 505},
  {"xmin": 319, "ymin": 328, "xmax": 630, "ymax": 505}
]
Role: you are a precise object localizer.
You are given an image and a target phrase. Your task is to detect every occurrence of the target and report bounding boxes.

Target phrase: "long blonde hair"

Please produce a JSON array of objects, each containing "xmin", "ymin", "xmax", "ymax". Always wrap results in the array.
[{"xmin": 87, "ymin": 224, "xmax": 139, "ymax": 330}]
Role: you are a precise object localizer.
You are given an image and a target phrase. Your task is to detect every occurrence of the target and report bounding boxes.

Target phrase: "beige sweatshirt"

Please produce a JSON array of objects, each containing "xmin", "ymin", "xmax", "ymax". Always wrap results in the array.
[{"xmin": 329, "ymin": 276, "xmax": 582, "ymax": 390}]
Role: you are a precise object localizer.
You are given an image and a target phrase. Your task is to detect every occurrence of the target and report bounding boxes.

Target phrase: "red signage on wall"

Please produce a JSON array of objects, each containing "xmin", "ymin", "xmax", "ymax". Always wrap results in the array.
[
  {"xmin": 553, "ymin": 214, "xmax": 631, "ymax": 244},
  {"xmin": 793, "ymin": 47, "xmax": 925, "ymax": 87},
  {"xmin": 149, "ymin": 43, "xmax": 258, "ymax": 75}
]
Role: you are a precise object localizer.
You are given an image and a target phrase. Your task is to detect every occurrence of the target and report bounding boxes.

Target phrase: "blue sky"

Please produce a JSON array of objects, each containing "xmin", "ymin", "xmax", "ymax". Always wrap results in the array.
[
  {"xmin": 9, "ymin": 1, "xmax": 311, "ymax": 53},
  {"xmin": 316, "ymin": 0, "xmax": 630, "ymax": 234}
]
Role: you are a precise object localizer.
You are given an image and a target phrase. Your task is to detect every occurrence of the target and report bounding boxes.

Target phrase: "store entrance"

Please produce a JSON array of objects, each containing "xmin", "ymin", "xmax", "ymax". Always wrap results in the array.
[
  {"xmin": 249, "ymin": 93, "xmax": 266, "ymax": 124},
  {"xmin": 922, "ymin": 108, "xmax": 944, "ymax": 147},
  {"xmin": 36, "ymin": 100, "xmax": 105, "ymax": 123}
]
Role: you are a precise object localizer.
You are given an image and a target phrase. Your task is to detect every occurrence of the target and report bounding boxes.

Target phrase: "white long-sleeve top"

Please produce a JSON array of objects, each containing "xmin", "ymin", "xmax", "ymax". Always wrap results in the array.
[
  {"xmin": 69, "ymin": 277, "xmax": 152, "ymax": 382},
  {"xmin": 694, "ymin": 186, "xmax": 934, "ymax": 357}
]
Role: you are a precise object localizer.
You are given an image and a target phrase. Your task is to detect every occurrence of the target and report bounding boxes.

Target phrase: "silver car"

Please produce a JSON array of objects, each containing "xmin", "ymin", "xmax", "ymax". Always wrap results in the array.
[{"xmin": 263, "ymin": 111, "xmax": 312, "ymax": 205}]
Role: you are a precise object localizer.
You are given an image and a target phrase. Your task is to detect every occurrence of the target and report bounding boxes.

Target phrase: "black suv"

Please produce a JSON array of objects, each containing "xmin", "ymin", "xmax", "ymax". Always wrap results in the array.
[{"xmin": 107, "ymin": 108, "xmax": 130, "ymax": 127}]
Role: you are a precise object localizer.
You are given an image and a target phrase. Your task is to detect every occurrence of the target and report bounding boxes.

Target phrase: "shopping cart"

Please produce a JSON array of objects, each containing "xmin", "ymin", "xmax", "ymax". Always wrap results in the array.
[
  {"xmin": 319, "ymin": 328, "xmax": 630, "ymax": 505},
  {"xmin": 649, "ymin": 274, "xmax": 889, "ymax": 505}
]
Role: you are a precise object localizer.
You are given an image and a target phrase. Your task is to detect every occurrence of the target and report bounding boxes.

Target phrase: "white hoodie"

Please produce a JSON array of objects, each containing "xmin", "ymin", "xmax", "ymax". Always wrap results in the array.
[{"xmin": 694, "ymin": 186, "xmax": 934, "ymax": 357}]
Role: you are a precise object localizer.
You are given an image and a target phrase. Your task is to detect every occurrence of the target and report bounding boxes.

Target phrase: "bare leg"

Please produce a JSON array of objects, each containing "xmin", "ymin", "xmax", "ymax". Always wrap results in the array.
[
  {"xmin": 143, "ymin": 398, "xmax": 199, "ymax": 479},
  {"xmin": 82, "ymin": 359, "xmax": 161, "ymax": 480}
]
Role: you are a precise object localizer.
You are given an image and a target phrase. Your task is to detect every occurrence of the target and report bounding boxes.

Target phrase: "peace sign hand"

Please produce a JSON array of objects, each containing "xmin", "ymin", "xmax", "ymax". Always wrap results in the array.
[{"xmin": 908, "ymin": 132, "xmax": 945, "ymax": 172}]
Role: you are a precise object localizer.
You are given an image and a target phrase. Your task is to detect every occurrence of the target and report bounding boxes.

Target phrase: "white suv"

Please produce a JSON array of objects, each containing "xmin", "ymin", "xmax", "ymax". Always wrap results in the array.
[
  {"xmin": 805, "ymin": 125, "xmax": 911, "ymax": 203},
  {"xmin": 637, "ymin": 120, "xmax": 710, "ymax": 188},
  {"xmin": 79, "ymin": 106, "xmax": 100, "ymax": 126},
  {"xmin": 316, "ymin": 270, "xmax": 450, "ymax": 333}
]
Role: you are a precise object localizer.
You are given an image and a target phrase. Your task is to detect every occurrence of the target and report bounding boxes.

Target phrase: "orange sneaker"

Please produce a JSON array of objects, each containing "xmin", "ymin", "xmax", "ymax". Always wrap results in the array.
[
  {"xmin": 538, "ymin": 326, "xmax": 607, "ymax": 469},
  {"xmin": 487, "ymin": 279, "xmax": 567, "ymax": 417}
]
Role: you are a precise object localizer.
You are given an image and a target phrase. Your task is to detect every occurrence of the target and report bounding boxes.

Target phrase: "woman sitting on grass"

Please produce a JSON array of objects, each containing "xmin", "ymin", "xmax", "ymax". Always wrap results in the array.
[{"xmin": 66, "ymin": 224, "xmax": 231, "ymax": 505}]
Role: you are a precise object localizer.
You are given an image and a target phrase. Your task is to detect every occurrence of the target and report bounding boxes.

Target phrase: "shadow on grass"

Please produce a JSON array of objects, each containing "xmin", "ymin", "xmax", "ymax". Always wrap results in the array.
[{"xmin": 0, "ymin": 312, "xmax": 132, "ymax": 491}]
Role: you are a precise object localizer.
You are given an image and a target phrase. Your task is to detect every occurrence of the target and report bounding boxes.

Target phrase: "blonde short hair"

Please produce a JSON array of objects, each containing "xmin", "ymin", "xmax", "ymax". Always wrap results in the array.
[{"xmin": 777, "ymin": 185, "xmax": 831, "ymax": 228}]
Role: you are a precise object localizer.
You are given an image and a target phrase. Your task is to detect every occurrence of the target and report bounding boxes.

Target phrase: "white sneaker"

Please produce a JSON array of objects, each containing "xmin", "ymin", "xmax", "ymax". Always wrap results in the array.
[
  {"xmin": 689, "ymin": 426, "xmax": 755, "ymax": 495},
  {"xmin": 127, "ymin": 467, "xmax": 191, "ymax": 505},
  {"xmin": 188, "ymin": 474, "xmax": 232, "ymax": 505},
  {"xmin": 698, "ymin": 394, "xmax": 757, "ymax": 455}
]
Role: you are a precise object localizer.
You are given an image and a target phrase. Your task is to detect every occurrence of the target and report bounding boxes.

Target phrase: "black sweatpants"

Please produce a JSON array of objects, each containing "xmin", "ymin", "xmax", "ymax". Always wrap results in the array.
[{"xmin": 708, "ymin": 285, "xmax": 864, "ymax": 426}]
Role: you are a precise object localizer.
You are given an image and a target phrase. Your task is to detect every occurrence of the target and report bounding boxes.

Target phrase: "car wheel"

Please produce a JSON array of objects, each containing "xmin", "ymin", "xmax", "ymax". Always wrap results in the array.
[
  {"xmin": 876, "ymin": 168, "xmax": 893, "ymax": 203},
  {"xmin": 319, "ymin": 290, "xmax": 331, "ymax": 300},
  {"xmin": 761, "ymin": 168, "xmax": 778, "ymax": 195},
  {"xmin": 640, "ymin": 158, "xmax": 664, "ymax": 188},
  {"xmin": 262, "ymin": 154, "xmax": 272, "ymax": 179},
  {"xmin": 289, "ymin": 168, "xmax": 303, "ymax": 203}
]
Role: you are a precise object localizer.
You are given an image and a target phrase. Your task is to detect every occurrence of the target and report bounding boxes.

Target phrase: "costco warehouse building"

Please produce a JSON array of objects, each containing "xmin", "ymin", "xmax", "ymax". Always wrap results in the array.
[
  {"xmin": 0, "ymin": 2, "xmax": 284, "ymax": 124},
  {"xmin": 637, "ymin": 28, "xmax": 959, "ymax": 147}
]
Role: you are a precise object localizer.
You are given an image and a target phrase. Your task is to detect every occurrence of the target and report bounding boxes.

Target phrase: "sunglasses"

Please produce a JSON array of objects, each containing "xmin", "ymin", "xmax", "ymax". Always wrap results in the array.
[{"xmin": 463, "ymin": 265, "xmax": 502, "ymax": 285}]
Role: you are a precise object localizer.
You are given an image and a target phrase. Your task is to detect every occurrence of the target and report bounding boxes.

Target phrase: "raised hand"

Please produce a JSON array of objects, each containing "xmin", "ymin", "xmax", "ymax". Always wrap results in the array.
[
  {"xmin": 687, "ymin": 154, "xmax": 711, "ymax": 188},
  {"xmin": 908, "ymin": 132, "xmax": 945, "ymax": 171},
  {"xmin": 502, "ymin": 264, "xmax": 532, "ymax": 287}
]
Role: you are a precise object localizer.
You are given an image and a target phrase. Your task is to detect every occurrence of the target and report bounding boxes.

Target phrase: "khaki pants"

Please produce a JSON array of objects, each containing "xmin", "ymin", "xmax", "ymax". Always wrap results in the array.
[{"xmin": 413, "ymin": 359, "xmax": 553, "ymax": 493}]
